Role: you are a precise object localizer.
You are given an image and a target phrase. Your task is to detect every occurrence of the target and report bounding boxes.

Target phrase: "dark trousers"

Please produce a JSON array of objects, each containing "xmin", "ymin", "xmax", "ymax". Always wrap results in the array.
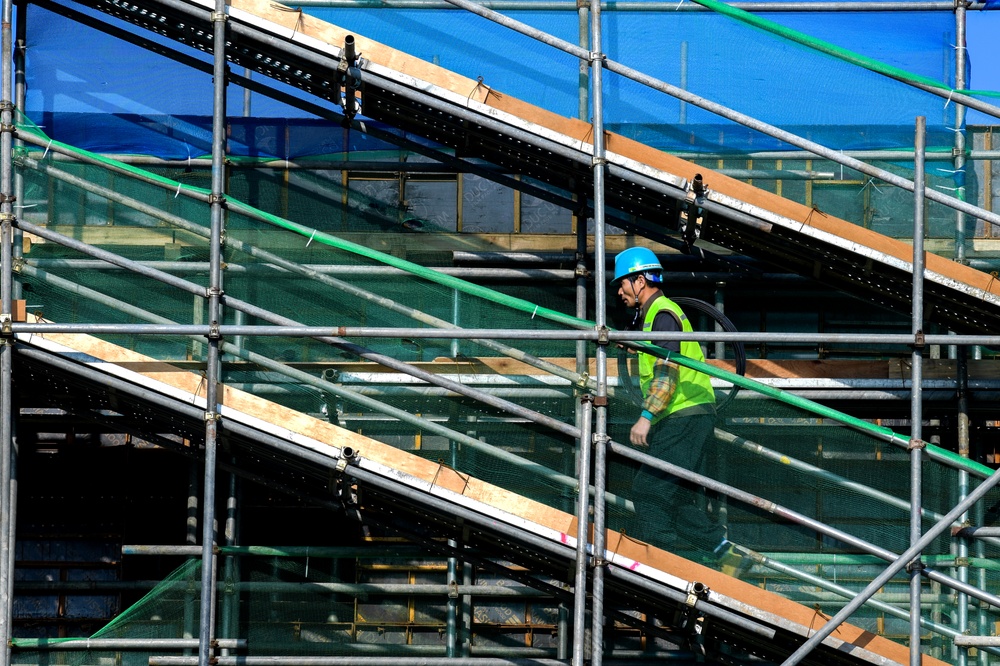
[{"xmin": 630, "ymin": 410, "xmax": 725, "ymax": 552}]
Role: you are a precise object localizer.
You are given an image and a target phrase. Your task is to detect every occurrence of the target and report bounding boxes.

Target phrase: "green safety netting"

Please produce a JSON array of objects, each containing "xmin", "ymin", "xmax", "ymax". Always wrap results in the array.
[{"xmin": 10, "ymin": 109, "xmax": 1000, "ymax": 657}]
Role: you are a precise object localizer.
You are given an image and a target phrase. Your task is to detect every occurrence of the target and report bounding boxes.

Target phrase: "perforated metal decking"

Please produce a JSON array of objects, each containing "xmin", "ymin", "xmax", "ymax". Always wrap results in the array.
[
  {"xmin": 28, "ymin": 0, "xmax": 1000, "ymax": 334},
  {"xmin": 12, "ymin": 327, "xmax": 944, "ymax": 666}
]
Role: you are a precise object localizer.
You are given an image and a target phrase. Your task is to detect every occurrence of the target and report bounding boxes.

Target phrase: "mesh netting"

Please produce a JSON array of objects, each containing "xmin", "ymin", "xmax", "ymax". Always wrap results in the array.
[{"xmin": 12, "ymin": 110, "xmax": 1000, "ymax": 655}]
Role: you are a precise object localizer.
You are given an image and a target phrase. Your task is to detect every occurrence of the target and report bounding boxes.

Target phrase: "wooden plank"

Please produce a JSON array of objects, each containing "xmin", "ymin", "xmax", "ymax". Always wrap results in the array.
[{"xmin": 27, "ymin": 321, "xmax": 943, "ymax": 665}]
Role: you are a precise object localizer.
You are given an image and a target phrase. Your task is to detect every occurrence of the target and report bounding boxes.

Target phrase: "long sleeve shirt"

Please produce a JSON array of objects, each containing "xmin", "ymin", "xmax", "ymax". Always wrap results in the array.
[
  {"xmin": 641, "ymin": 357, "xmax": 679, "ymax": 422},
  {"xmin": 638, "ymin": 290, "xmax": 682, "ymax": 422}
]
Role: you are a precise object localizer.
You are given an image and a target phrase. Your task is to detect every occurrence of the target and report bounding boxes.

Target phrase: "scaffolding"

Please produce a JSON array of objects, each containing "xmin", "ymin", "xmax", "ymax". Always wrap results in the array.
[{"xmin": 2, "ymin": 0, "xmax": 1000, "ymax": 665}]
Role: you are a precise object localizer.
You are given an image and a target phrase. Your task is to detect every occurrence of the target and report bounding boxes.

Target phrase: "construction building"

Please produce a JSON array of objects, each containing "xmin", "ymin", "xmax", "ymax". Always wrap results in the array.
[{"xmin": 0, "ymin": 0, "xmax": 999, "ymax": 664}]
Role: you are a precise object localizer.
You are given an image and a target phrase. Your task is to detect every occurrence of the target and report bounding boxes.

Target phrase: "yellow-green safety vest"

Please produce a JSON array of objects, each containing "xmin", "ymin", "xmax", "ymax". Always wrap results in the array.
[{"xmin": 638, "ymin": 296, "xmax": 716, "ymax": 423}]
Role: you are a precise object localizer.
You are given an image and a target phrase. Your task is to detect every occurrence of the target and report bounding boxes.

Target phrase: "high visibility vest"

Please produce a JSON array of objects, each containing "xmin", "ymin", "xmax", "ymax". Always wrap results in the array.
[{"xmin": 638, "ymin": 296, "xmax": 716, "ymax": 423}]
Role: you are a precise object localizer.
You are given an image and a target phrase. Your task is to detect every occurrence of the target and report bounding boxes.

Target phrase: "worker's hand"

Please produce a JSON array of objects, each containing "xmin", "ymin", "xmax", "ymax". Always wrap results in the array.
[{"xmin": 630, "ymin": 417, "xmax": 652, "ymax": 447}]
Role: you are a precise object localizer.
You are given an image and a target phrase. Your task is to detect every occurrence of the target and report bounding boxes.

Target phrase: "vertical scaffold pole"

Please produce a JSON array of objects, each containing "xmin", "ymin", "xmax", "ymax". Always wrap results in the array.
[
  {"xmin": 909, "ymin": 115, "xmax": 927, "ymax": 666},
  {"xmin": 953, "ymin": 2, "xmax": 967, "ymax": 266},
  {"xmin": 955, "ymin": 345, "xmax": 970, "ymax": 666},
  {"xmin": 11, "ymin": 0, "xmax": 21, "ymax": 302},
  {"xmin": 571, "ymin": 395, "xmax": 594, "ymax": 666},
  {"xmin": 588, "ymin": 1, "xmax": 609, "ymax": 665},
  {"xmin": 0, "ymin": 0, "xmax": 16, "ymax": 659},
  {"xmin": 198, "ymin": 0, "xmax": 229, "ymax": 664}
]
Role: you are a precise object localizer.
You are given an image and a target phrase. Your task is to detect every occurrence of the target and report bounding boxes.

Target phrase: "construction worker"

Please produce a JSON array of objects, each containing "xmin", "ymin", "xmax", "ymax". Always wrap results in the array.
[{"xmin": 611, "ymin": 246, "xmax": 747, "ymax": 576}]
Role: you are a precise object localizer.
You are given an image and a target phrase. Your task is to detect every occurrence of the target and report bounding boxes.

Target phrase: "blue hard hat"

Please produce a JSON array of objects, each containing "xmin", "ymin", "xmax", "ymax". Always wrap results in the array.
[{"xmin": 611, "ymin": 247, "xmax": 663, "ymax": 284}]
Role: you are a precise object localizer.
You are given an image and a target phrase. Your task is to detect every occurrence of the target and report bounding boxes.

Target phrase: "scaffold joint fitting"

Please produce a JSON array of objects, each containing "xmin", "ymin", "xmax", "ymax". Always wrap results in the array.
[
  {"xmin": 591, "ymin": 156, "xmax": 607, "ymax": 168},
  {"xmin": 208, "ymin": 193, "xmax": 226, "ymax": 205},
  {"xmin": 908, "ymin": 437, "xmax": 926, "ymax": 451},
  {"xmin": 0, "ymin": 123, "xmax": 15, "ymax": 134},
  {"xmin": 207, "ymin": 322, "xmax": 221, "ymax": 340},
  {"xmin": 206, "ymin": 286, "xmax": 224, "ymax": 298},
  {"xmin": 211, "ymin": 10, "xmax": 227, "ymax": 22},
  {"xmin": 0, "ymin": 314, "xmax": 12, "ymax": 337},
  {"xmin": 574, "ymin": 264, "xmax": 591, "ymax": 278},
  {"xmin": 596, "ymin": 325, "xmax": 610, "ymax": 345},
  {"xmin": 912, "ymin": 330, "xmax": 925, "ymax": 348},
  {"xmin": 684, "ymin": 580, "xmax": 709, "ymax": 607},
  {"xmin": 588, "ymin": 50, "xmax": 605, "ymax": 63},
  {"xmin": 593, "ymin": 395, "xmax": 608, "ymax": 407},
  {"xmin": 580, "ymin": 393, "xmax": 594, "ymax": 405},
  {"xmin": 11, "ymin": 256, "xmax": 23, "ymax": 273},
  {"xmin": 905, "ymin": 558, "xmax": 925, "ymax": 573},
  {"xmin": 204, "ymin": 411, "xmax": 220, "ymax": 422},
  {"xmin": 954, "ymin": 556, "xmax": 970, "ymax": 567},
  {"xmin": 0, "ymin": 194, "xmax": 16, "ymax": 204},
  {"xmin": 0, "ymin": 211, "xmax": 14, "ymax": 222}
]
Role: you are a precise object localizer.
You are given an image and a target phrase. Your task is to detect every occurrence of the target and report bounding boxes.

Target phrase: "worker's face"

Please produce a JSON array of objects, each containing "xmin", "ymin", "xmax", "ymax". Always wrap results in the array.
[{"xmin": 617, "ymin": 275, "xmax": 643, "ymax": 308}]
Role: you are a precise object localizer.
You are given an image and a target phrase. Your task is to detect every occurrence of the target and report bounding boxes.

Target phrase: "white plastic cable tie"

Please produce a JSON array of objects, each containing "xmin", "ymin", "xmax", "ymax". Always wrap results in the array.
[
  {"xmin": 174, "ymin": 182, "xmax": 183, "ymax": 198},
  {"xmin": 42, "ymin": 139, "xmax": 52, "ymax": 160},
  {"xmin": 306, "ymin": 229, "xmax": 317, "ymax": 247},
  {"xmin": 937, "ymin": 168, "xmax": 965, "ymax": 175},
  {"xmin": 531, "ymin": 305, "xmax": 538, "ymax": 319},
  {"xmin": 944, "ymin": 88, "xmax": 955, "ymax": 109},
  {"xmin": 858, "ymin": 177, "xmax": 883, "ymax": 196},
  {"xmin": 359, "ymin": 121, "xmax": 367, "ymax": 133},
  {"xmin": 937, "ymin": 185, "xmax": 966, "ymax": 192},
  {"xmin": 675, "ymin": 0, "xmax": 684, "ymax": 9},
  {"xmin": 13, "ymin": 203, "xmax": 37, "ymax": 209},
  {"xmin": 947, "ymin": 125, "xmax": 964, "ymax": 134}
]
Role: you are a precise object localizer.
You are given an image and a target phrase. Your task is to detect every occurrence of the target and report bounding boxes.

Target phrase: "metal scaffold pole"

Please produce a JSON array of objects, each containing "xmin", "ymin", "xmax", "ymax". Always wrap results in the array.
[
  {"xmin": 571, "ymin": 396, "xmax": 593, "ymax": 666},
  {"xmin": 198, "ymin": 0, "xmax": 229, "ymax": 663},
  {"xmin": 908, "ymin": 115, "xmax": 926, "ymax": 666},
  {"xmin": 0, "ymin": 0, "xmax": 15, "ymax": 658},
  {"xmin": 587, "ymin": 0, "xmax": 611, "ymax": 664},
  {"xmin": 11, "ymin": 0, "xmax": 21, "ymax": 303}
]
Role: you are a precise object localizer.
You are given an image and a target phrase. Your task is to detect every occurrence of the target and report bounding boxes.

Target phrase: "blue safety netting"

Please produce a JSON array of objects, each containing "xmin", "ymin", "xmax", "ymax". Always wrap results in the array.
[{"xmin": 21, "ymin": 0, "xmax": 992, "ymax": 159}]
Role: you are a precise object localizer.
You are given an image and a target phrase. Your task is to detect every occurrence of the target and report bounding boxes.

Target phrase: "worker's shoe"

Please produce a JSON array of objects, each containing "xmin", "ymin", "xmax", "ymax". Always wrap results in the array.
[{"xmin": 714, "ymin": 540, "xmax": 752, "ymax": 578}]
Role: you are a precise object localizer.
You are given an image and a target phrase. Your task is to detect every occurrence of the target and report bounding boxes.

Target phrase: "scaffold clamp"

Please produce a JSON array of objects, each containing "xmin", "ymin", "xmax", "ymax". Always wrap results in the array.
[
  {"xmin": 211, "ymin": 10, "xmax": 227, "ymax": 22},
  {"xmin": 204, "ymin": 410, "xmax": 220, "ymax": 422},
  {"xmin": 908, "ymin": 437, "xmax": 926, "ymax": 451},
  {"xmin": 207, "ymin": 322, "xmax": 221, "ymax": 340},
  {"xmin": 596, "ymin": 325, "xmax": 610, "ymax": 345},
  {"xmin": 0, "ymin": 314, "xmax": 12, "ymax": 337}
]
